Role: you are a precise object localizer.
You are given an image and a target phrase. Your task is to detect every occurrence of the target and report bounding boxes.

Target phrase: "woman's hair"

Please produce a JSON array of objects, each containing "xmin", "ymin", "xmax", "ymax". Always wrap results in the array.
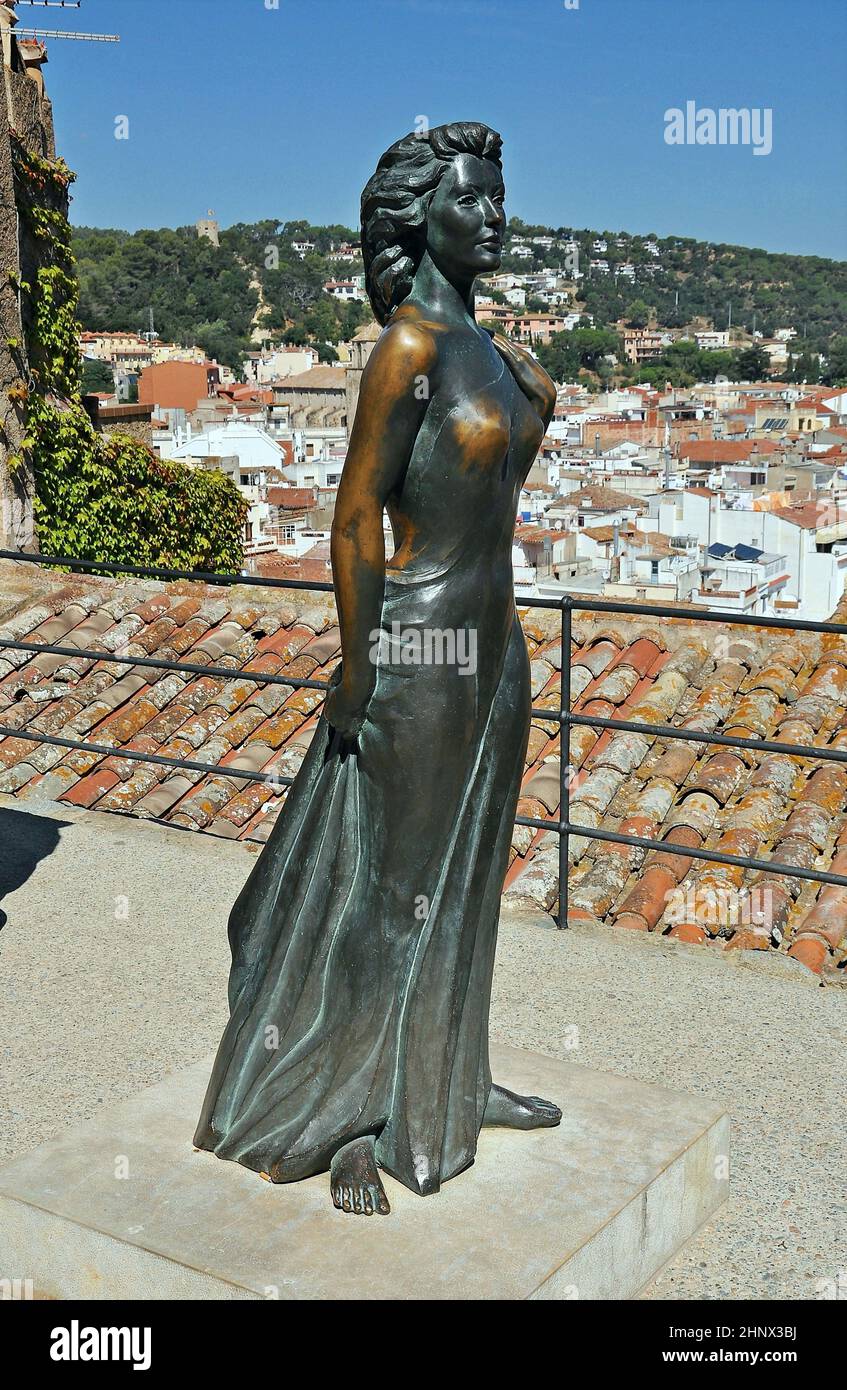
[{"xmin": 360, "ymin": 122, "xmax": 502, "ymax": 326}]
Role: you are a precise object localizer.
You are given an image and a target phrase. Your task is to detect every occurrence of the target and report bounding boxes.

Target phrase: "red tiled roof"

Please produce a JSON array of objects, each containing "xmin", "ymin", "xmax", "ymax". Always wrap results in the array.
[
  {"xmin": 266, "ymin": 487, "xmax": 317, "ymax": 509},
  {"xmin": 679, "ymin": 440, "xmax": 780, "ymax": 463},
  {"xmin": 514, "ymin": 527, "xmax": 559, "ymax": 544},
  {"xmin": 507, "ymin": 597, "xmax": 847, "ymax": 976},
  {"xmin": 218, "ymin": 385, "xmax": 274, "ymax": 405},
  {"xmin": 772, "ymin": 502, "xmax": 847, "ymax": 530},
  {"xmin": 271, "ymin": 367, "xmax": 346, "ymax": 391},
  {"xmin": 581, "ymin": 524, "xmax": 677, "ymax": 555},
  {"xmin": 567, "ymin": 485, "xmax": 646, "ymax": 512},
  {"xmin": 253, "ymin": 551, "xmax": 332, "ymax": 583},
  {"xmin": 2, "ymin": 560, "xmax": 847, "ymax": 978},
  {"xmin": 580, "ymin": 525, "xmax": 625, "ymax": 543}
]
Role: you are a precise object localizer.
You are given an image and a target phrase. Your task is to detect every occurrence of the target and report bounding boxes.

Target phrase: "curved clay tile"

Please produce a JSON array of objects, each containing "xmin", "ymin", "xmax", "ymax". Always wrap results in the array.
[
  {"xmin": 710, "ymin": 659, "xmax": 748, "ymax": 693},
  {"xmin": 729, "ymin": 691, "xmax": 779, "ymax": 739},
  {"xmin": 724, "ymin": 787, "xmax": 784, "ymax": 835},
  {"xmin": 572, "ymin": 765, "xmax": 625, "ymax": 815},
  {"xmin": 648, "ymin": 743, "xmax": 699, "ymax": 786},
  {"xmin": 664, "ymin": 790, "xmax": 721, "ymax": 840},
  {"xmin": 612, "ymin": 637, "xmax": 663, "ymax": 679},
  {"xmin": 688, "ymin": 751, "xmax": 746, "ymax": 805},
  {"xmin": 589, "ymin": 730, "xmax": 651, "ymax": 776},
  {"xmin": 744, "ymin": 664, "xmax": 796, "ymax": 701},
  {"xmin": 798, "ymin": 764, "xmax": 847, "ymax": 814},
  {"xmin": 572, "ymin": 639, "xmax": 619, "ymax": 679},
  {"xmin": 590, "ymin": 664, "xmax": 640, "ymax": 706}
]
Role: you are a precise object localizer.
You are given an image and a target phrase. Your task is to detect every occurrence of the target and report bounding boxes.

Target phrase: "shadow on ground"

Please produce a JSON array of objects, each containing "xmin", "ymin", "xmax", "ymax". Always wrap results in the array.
[{"xmin": 0, "ymin": 807, "xmax": 71, "ymax": 930}]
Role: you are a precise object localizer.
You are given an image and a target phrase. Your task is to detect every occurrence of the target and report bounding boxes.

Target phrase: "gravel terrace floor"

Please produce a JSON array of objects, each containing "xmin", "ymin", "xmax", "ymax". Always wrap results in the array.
[{"xmin": 0, "ymin": 794, "xmax": 844, "ymax": 1300}]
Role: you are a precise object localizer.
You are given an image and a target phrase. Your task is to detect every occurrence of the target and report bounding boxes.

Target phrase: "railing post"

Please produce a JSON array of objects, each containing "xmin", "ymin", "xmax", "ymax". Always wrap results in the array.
[{"xmin": 559, "ymin": 595, "xmax": 572, "ymax": 928}]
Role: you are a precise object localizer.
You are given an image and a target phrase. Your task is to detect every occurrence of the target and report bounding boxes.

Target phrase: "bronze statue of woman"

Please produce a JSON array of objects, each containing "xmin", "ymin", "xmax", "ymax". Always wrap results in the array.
[{"xmin": 195, "ymin": 122, "xmax": 561, "ymax": 1216}]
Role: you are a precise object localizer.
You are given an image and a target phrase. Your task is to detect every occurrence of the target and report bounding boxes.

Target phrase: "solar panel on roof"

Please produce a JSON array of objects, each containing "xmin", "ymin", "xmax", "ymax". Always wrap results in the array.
[
  {"xmin": 708, "ymin": 542, "xmax": 732, "ymax": 557},
  {"xmin": 734, "ymin": 543, "xmax": 765, "ymax": 561}
]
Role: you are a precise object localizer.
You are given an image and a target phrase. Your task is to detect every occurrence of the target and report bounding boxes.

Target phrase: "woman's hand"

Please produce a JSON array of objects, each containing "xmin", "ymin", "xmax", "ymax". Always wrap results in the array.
[
  {"xmin": 486, "ymin": 330, "xmax": 557, "ymax": 425},
  {"xmin": 324, "ymin": 669, "xmax": 372, "ymax": 739}
]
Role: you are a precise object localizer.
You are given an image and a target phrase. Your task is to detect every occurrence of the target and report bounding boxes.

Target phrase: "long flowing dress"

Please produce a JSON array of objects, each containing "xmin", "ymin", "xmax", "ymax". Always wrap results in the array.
[{"xmin": 194, "ymin": 344, "xmax": 545, "ymax": 1195}]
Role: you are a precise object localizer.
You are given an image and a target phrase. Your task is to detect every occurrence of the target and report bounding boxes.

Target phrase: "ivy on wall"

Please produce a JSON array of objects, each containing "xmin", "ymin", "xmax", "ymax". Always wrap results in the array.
[{"xmin": 7, "ymin": 136, "xmax": 247, "ymax": 572}]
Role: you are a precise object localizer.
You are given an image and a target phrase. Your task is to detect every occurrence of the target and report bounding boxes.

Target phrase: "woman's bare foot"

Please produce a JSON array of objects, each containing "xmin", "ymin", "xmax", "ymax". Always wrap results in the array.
[
  {"xmin": 330, "ymin": 1137, "xmax": 390, "ymax": 1215},
  {"xmin": 482, "ymin": 1083, "xmax": 562, "ymax": 1130}
]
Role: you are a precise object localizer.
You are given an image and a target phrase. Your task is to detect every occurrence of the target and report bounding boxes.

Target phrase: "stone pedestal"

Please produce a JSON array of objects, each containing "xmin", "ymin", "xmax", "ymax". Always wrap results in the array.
[{"xmin": 0, "ymin": 1044, "xmax": 728, "ymax": 1300}]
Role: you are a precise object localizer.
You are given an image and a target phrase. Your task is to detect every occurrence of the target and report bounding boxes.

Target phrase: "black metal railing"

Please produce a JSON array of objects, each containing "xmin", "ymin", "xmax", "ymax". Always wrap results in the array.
[{"xmin": 2, "ymin": 548, "xmax": 847, "ymax": 927}]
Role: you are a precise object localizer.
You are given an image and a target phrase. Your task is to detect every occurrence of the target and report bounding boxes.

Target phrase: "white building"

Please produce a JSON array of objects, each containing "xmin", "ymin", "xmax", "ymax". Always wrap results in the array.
[
  {"xmin": 695, "ymin": 542, "xmax": 790, "ymax": 614},
  {"xmin": 243, "ymin": 346, "xmax": 318, "ymax": 385},
  {"xmin": 695, "ymin": 330, "xmax": 730, "ymax": 351},
  {"xmin": 166, "ymin": 419, "xmax": 287, "ymax": 502},
  {"xmin": 604, "ymin": 547, "xmax": 699, "ymax": 604},
  {"xmin": 648, "ymin": 489, "xmax": 847, "ymax": 619},
  {"xmin": 323, "ymin": 279, "xmax": 366, "ymax": 303},
  {"xmin": 166, "ymin": 420, "xmax": 297, "ymax": 556},
  {"xmin": 283, "ymin": 449, "xmax": 345, "ymax": 490}
]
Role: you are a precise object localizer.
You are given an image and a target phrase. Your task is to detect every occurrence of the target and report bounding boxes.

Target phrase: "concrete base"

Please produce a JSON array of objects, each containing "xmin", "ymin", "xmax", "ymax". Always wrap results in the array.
[{"xmin": 0, "ymin": 1044, "xmax": 728, "ymax": 1300}]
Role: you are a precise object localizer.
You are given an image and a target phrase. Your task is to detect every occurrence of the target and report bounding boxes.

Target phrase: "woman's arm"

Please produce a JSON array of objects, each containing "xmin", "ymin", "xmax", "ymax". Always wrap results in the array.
[{"xmin": 325, "ymin": 318, "xmax": 437, "ymax": 737}]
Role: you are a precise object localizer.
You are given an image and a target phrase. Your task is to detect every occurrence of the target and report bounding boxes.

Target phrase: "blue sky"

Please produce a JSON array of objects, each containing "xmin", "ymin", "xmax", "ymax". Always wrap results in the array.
[{"xmin": 34, "ymin": 0, "xmax": 847, "ymax": 258}]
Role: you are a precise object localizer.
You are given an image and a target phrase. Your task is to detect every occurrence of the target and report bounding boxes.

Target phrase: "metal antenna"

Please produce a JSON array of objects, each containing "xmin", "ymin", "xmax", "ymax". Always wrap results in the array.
[
  {"xmin": 12, "ymin": 2, "xmax": 119, "ymax": 40},
  {"xmin": 14, "ymin": 27, "xmax": 119, "ymax": 40}
]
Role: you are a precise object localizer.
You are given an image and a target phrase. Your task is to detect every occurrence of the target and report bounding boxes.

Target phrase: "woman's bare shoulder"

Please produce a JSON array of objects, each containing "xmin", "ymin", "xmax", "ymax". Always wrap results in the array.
[
  {"xmin": 356, "ymin": 310, "xmax": 441, "ymax": 407},
  {"xmin": 376, "ymin": 306, "xmax": 443, "ymax": 367}
]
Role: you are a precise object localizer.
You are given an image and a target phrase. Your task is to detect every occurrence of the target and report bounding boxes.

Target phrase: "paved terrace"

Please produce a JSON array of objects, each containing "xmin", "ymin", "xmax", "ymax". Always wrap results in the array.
[
  {"xmin": 0, "ymin": 798, "xmax": 843, "ymax": 1300},
  {"xmin": 1, "ymin": 558, "xmax": 847, "ymax": 975}
]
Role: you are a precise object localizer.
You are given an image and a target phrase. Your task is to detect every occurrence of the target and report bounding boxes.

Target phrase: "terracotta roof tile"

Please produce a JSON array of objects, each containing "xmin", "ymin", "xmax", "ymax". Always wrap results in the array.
[{"xmin": 4, "ymin": 559, "xmax": 847, "ymax": 976}]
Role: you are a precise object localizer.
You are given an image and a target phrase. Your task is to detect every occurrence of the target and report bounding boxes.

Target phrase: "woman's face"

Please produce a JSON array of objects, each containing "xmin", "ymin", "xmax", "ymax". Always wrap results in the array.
[{"xmin": 425, "ymin": 153, "xmax": 505, "ymax": 284}]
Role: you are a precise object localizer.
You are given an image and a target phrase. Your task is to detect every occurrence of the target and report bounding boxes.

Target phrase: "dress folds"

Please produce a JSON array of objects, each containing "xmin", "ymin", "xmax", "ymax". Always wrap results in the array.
[{"xmin": 195, "ymin": 358, "xmax": 537, "ymax": 1194}]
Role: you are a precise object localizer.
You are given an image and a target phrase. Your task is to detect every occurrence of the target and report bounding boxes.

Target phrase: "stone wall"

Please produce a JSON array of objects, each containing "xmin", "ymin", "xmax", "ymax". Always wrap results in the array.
[
  {"xmin": 0, "ymin": 8, "xmax": 59, "ymax": 552},
  {"xmin": 82, "ymin": 398, "xmax": 155, "ymax": 447}
]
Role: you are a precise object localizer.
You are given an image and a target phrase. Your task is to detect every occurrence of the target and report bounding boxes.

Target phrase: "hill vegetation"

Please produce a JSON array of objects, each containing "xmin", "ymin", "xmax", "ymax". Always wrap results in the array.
[
  {"xmin": 71, "ymin": 216, "xmax": 847, "ymax": 381},
  {"xmin": 73, "ymin": 219, "xmax": 369, "ymax": 370},
  {"xmin": 503, "ymin": 218, "xmax": 847, "ymax": 348}
]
